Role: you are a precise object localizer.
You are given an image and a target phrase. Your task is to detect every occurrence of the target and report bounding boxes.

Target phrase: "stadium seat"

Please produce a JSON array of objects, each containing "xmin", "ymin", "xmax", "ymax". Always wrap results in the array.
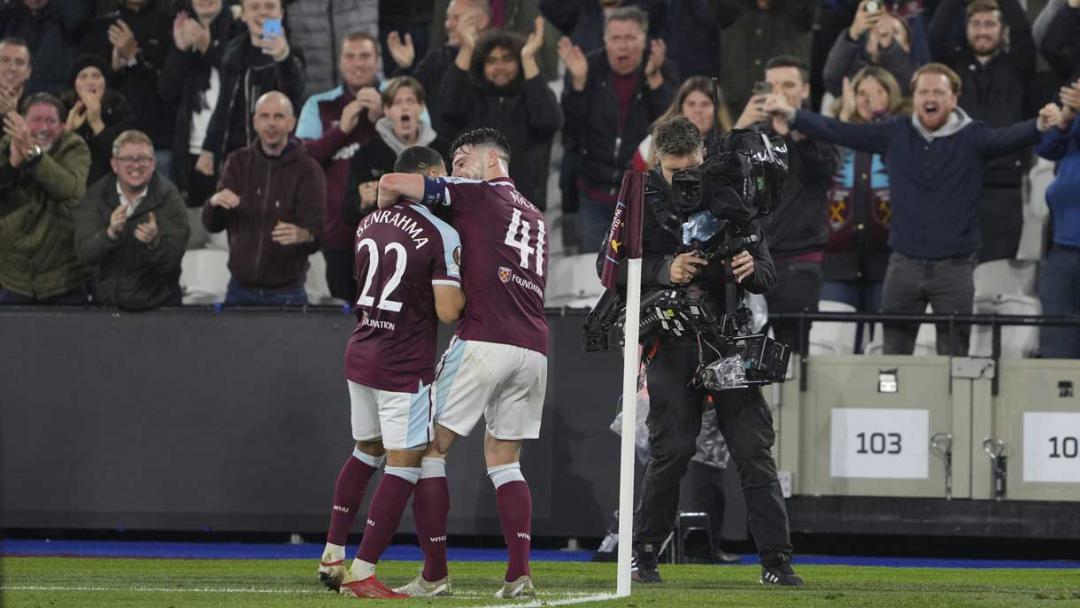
[
  {"xmin": 206, "ymin": 230, "xmax": 230, "ymax": 252},
  {"xmin": 968, "ymin": 293, "xmax": 1040, "ymax": 358},
  {"xmin": 671, "ymin": 512, "xmax": 713, "ymax": 564},
  {"xmin": 179, "ymin": 248, "xmax": 230, "ymax": 304},
  {"xmin": 545, "ymin": 253, "xmax": 604, "ymax": 308},
  {"xmin": 808, "ymin": 300, "xmax": 857, "ymax": 355},
  {"xmin": 305, "ymin": 252, "xmax": 343, "ymax": 306},
  {"xmin": 863, "ymin": 305, "xmax": 937, "ymax": 356},
  {"xmin": 1017, "ymin": 158, "xmax": 1052, "ymax": 261},
  {"xmin": 974, "ymin": 259, "xmax": 1038, "ymax": 298}
]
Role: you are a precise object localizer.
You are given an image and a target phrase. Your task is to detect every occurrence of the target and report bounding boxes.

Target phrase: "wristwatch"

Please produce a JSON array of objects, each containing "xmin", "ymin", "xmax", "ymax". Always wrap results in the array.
[{"xmin": 24, "ymin": 144, "xmax": 43, "ymax": 166}]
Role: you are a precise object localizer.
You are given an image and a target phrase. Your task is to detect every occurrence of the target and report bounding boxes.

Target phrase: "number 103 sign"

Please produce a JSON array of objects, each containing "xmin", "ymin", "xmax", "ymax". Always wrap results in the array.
[{"xmin": 830, "ymin": 408, "xmax": 930, "ymax": 479}]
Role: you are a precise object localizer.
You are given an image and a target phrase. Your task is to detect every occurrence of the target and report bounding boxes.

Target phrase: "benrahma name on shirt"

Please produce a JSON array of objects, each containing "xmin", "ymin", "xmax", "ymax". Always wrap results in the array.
[{"xmin": 356, "ymin": 208, "xmax": 432, "ymax": 250}]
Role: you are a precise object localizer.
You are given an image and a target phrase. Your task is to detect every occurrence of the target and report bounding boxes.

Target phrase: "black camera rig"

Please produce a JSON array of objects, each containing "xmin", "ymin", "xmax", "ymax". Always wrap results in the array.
[
  {"xmin": 583, "ymin": 281, "xmax": 789, "ymax": 390},
  {"xmin": 582, "ymin": 123, "xmax": 793, "ymax": 389}
]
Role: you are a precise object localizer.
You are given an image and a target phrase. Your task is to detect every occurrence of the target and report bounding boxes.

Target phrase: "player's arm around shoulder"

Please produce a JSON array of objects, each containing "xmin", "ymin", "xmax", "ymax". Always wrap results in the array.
[{"xmin": 376, "ymin": 173, "xmax": 427, "ymax": 208}]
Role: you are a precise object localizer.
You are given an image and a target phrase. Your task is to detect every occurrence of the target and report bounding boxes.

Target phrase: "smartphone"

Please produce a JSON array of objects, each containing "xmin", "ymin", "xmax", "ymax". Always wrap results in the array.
[
  {"xmin": 864, "ymin": 0, "xmax": 882, "ymax": 12},
  {"xmin": 752, "ymin": 81, "xmax": 773, "ymax": 96},
  {"xmin": 262, "ymin": 18, "xmax": 283, "ymax": 39}
]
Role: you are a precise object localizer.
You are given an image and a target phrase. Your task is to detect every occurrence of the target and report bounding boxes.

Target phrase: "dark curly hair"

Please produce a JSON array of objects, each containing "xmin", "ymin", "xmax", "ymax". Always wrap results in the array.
[
  {"xmin": 652, "ymin": 116, "xmax": 703, "ymax": 158},
  {"xmin": 450, "ymin": 127, "xmax": 512, "ymax": 163},
  {"xmin": 471, "ymin": 29, "xmax": 525, "ymax": 87},
  {"xmin": 395, "ymin": 145, "xmax": 446, "ymax": 174}
]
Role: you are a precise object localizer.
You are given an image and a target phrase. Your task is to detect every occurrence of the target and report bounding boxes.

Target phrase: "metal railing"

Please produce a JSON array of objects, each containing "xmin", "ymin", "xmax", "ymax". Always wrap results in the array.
[{"xmin": 769, "ymin": 311, "xmax": 1080, "ymax": 394}]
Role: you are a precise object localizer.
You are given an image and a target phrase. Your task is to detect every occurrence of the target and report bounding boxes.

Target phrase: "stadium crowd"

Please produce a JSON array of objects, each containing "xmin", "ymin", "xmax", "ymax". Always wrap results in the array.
[{"xmin": 1, "ymin": 0, "xmax": 1079, "ymax": 355}]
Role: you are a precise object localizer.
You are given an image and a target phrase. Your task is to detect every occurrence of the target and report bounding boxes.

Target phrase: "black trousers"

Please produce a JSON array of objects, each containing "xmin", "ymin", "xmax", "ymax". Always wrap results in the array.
[
  {"xmin": 764, "ymin": 260, "xmax": 823, "ymax": 353},
  {"xmin": 324, "ymin": 249, "xmax": 357, "ymax": 303},
  {"xmin": 633, "ymin": 338, "xmax": 792, "ymax": 559}
]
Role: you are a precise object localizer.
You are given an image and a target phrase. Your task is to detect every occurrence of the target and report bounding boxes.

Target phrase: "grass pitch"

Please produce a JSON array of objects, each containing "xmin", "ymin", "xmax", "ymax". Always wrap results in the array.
[{"xmin": 2, "ymin": 557, "xmax": 1079, "ymax": 607}]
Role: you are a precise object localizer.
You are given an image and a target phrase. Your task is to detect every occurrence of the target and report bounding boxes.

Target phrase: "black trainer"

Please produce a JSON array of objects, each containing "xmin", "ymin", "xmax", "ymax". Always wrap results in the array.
[
  {"xmin": 760, "ymin": 552, "xmax": 804, "ymax": 586},
  {"xmin": 631, "ymin": 545, "xmax": 662, "ymax": 584}
]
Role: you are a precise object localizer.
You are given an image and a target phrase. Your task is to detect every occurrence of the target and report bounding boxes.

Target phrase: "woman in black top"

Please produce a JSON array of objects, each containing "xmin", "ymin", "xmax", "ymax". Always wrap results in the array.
[{"xmin": 61, "ymin": 54, "xmax": 137, "ymax": 186}]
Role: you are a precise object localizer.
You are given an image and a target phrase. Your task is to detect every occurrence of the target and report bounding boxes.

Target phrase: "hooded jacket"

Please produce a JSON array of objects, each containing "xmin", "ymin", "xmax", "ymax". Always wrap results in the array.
[
  {"xmin": 439, "ymin": 63, "xmax": 563, "ymax": 210},
  {"xmin": 792, "ymin": 108, "xmax": 1041, "ymax": 259},
  {"xmin": 561, "ymin": 48, "xmax": 678, "ymax": 199},
  {"xmin": 201, "ymin": 33, "xmax": 306, "ymax": 165},
  {"xmin": 0, "ymin": 131, "xmax": 91, "ymax": 298},
  {"xmin": 74, "ymin": 172, "xmax": 189, "ymax": 310},
  {"xmin": 202, "ymin": 139, "xmax": 325, "ymax": 289},
  {"xmin": 340, "ymin": 118, "xmax": 447, "ymax": 230}
]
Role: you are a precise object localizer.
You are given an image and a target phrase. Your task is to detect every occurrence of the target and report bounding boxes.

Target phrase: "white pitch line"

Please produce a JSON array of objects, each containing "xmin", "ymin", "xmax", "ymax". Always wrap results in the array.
[
  {"xmin": 0, "ymin": 585, "xmax": 321, "ymax": 594},
  {"xmin": 471, "ymin": 592, "xmax": 620, "ymax": 608},
  {"xmin": 1, "ymin": 585, "xmax": 604, "ymax": 603}
]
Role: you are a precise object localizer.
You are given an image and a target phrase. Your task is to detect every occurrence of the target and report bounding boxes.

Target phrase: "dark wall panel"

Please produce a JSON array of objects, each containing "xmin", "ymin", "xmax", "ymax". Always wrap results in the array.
[{"xmin": 0, "ymin": 308, "xmax": 657, "ymax": 538}]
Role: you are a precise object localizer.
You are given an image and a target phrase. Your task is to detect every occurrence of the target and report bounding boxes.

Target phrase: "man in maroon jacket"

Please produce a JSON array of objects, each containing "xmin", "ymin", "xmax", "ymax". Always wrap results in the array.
[
  {"xmin": 203, "ymin": 91, "xmax": 325, "ymax": 305},
  {"xmin": 297, "ymin": 31, "xmax": 383, "ymax": 301}
]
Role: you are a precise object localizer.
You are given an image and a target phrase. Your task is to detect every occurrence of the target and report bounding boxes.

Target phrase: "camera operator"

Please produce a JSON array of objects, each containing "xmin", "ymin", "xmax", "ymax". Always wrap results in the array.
[{"xmin": 597, "ymin": 116, "xmax": 802, "ymax": 587}]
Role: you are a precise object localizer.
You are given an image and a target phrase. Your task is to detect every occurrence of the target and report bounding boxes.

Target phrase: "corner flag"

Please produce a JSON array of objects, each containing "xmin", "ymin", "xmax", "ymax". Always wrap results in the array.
[{"xmin": 601, "ymin": 171, "xmax": 646, "ymax": 290}]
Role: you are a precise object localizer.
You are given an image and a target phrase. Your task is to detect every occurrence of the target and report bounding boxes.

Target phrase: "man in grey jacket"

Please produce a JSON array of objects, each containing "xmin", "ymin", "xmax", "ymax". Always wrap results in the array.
[{"xmin": 75, "ymin": 129, "xmax": 189, "ymax": 310}]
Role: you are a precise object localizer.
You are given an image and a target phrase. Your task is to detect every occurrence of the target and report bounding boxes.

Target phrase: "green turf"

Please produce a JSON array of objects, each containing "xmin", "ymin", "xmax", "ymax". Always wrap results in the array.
[{"xmin": 2, "ymin": 557, "xmax": 1079, "ymax": 607}]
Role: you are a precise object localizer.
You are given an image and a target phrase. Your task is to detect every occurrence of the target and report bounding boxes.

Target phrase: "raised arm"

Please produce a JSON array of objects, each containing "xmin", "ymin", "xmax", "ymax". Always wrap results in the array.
[
  {"xmin": 1033, "ymin": 0, "xmax": 1066, "ymax": 48},
  {"xmin": 775, "ymin": 102, "xmax": 893, "ymax": 154},
  {"xmin": 999, "ymin": 0, "xmax": 1036, "ymax": 76},
  {"xmin": 976, "ymin": 118, "xmax": 1042, "ymax": 159},
  {"xmin": 1035, "ymin": 114, "xmax": 1080, "ymax": 161},
  {"xmin": 929, "ymin": 0, "xmax": 966, "ymax": 61},
  {"xmin": 376, "ymin": 173, "xmax": 427, "ymax": 208},
  {"xmin": 823, "ymin": 32, "xmax": 861, "ymax": 98}
]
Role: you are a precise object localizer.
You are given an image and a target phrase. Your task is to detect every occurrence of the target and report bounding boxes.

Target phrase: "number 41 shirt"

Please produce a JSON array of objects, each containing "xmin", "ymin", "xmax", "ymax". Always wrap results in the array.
[{"xmin": 420, "ymin": 177, "xmax": 549, "ymax": 355}]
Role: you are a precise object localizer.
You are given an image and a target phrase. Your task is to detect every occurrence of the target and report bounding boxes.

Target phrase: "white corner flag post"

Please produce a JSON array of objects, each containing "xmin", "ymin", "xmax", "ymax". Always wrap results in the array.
[{"xmin": 616, "ymin": 256, "xmax": 643, "ymax": 597}]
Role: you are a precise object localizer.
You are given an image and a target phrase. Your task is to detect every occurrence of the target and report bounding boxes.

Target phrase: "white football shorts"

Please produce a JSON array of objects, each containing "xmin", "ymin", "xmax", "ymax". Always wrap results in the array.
[
  {"xmin": 348, "ymin": 380, "xmax": 432, "ymax": 450},
  {"xmin": 432, "ymin": 337, "xmax": 548, "ymax": 440}
]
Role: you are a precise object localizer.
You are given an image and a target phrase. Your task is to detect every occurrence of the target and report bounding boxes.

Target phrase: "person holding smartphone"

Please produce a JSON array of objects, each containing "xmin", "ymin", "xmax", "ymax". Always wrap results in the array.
[
  {"xmin": 822, "ymin": 0, "xmax": 917, "ymax": 98},
  {"xmin": 195, "ymin": 0, "xmax": 305, "ymax": 180},
  {"xmin": 733, "ymin": 55, "xmax": 842, "ymax": 352}
]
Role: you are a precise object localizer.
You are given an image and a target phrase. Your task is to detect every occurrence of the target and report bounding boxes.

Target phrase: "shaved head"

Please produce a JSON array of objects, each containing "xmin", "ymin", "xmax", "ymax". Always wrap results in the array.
[
  {"xmin": 253, "ymin": 91, "xmax": 296, "ymax": 155},
  {"xmin": 254, "ymin": 91, "xmax": 294, "ymax": 117}
]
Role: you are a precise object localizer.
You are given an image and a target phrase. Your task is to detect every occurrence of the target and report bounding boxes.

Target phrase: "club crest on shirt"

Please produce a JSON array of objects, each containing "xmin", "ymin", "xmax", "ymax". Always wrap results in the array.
[
  {"xmin": 498, "ymin": 266, "xmax": 513, "ymax": 283},
  {"xmin": 453, "ymin": 246, "xmax": 462, "ymax": 267}
]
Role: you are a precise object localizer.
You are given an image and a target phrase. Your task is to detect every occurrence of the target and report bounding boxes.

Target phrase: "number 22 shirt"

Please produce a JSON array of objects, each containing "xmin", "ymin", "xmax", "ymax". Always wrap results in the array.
[{"xmin": 345, "ymin": 203, "xmax": 462, "ymax": 392}]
